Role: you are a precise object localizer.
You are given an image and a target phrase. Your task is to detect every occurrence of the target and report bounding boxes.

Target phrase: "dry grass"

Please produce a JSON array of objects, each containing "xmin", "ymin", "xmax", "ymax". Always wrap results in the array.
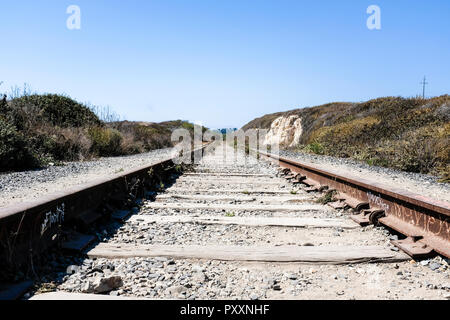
[{"xmin": 243, "ymin": 95, "xmax": 450, "ymax": 180}]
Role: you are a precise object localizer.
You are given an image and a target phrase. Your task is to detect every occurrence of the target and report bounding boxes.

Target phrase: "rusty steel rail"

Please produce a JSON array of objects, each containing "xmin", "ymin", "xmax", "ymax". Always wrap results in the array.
[
  {"xmin": 0, "ymin": 146, "xmax": 207, "ymax": 272},
  {"xmin": 259, "ymin": 151, "xmax": 450, "ymax": 259}
]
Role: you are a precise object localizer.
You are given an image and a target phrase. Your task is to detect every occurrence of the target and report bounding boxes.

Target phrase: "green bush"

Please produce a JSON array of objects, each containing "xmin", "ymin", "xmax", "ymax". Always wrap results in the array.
[
  {"xmin": 10, "ymin": 94, "xmax": 101, "ymax": 128},
  {"xmin": 88, "ymin": 127, "xmax": 123, "ymax": 156},
  {"xmin": 1, "ymin": 92, "xmax": 198, "ymax": 171},
  {"xmin": 303, "ymin": 142, "xmax": 325, "ymax": 155},
  {"xmin": 0, "ymin": 118, "xmax": 37, "ymax": 170},
  {"xmin": 0, "ymin": 94, "xmax": 7, "ymax": 112},
  {"xmin": 31, "ymin": 128, "xmax": 91, "ymax": 162}
]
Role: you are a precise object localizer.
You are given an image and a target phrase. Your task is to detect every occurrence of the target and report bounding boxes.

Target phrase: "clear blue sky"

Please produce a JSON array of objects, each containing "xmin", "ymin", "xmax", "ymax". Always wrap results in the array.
[{"xmin": 1, "ymin": 0, "xmax": 449, "ymax": 128}]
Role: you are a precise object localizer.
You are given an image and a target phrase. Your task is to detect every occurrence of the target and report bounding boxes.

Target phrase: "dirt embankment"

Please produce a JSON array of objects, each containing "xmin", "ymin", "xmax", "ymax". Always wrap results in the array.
[{"xmin": 243, "ymin": 96, "xmax": 450, "ymax": 181}]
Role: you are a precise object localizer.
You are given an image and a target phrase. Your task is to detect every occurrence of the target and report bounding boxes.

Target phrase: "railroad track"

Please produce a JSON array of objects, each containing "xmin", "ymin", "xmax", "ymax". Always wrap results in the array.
[{"xmin": 1, "ymin": 143, "xmax": 449, "ymax": 300}]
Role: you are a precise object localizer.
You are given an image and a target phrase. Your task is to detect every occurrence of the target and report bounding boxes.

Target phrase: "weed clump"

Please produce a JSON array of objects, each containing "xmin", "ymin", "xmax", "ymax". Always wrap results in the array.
[
  {"xmin": 88, "ymin": 127, "xmax": 123, "ymax": 157},
  {"xmin": 0, "ymin": 118, "xmax": 37, "ymax": 170},
  {"xmin": 316, "ymin": 190, "xmax": 337, "ymax": 204}
]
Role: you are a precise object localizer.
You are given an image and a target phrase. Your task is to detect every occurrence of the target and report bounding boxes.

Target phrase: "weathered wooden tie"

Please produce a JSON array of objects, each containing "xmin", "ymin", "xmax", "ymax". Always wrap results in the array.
[
  {"xmin": 87, "ymin": 243, "xmax": 409, "ymax": 264},
  {"xmin": 128, "ymin": 215, "xmax": 359, "ymax": 229},
  {"xmin": 144, "ymin": 202, "xmax": 328, "ymax": 212}
]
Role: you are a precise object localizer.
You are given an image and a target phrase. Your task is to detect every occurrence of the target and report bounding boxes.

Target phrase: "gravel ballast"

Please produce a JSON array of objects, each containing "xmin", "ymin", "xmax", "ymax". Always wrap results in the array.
[
  {"xmin": 26, "ymin": 144, "xmax": 450, "ymax": 301},
  {"xmin": 279, "ymin": 150, "xmax": 450, "ymax": 203},
  {"xmin": 40, "ymin": 253, "xmax": 450, "ymax": 300},
  {"xmin": 0, "ymin": 148, "xmax": 176, "ymax": 208}
]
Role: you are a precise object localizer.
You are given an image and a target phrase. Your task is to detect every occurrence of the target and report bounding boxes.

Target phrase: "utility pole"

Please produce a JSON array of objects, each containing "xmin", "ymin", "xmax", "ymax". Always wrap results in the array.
[{"xmin": 420, "ymin": 76, "xmax": 428, "ymax": 99}]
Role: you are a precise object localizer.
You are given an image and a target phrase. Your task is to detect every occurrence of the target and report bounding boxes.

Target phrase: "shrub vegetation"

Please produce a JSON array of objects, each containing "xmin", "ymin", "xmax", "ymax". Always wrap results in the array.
[
  {"xmin": 0, "ymin": 92, "xmax": 195, "ymax": 171},
  {"xmin": 243, "ymin": 96, "xmax": 450, "ymax": 181}
]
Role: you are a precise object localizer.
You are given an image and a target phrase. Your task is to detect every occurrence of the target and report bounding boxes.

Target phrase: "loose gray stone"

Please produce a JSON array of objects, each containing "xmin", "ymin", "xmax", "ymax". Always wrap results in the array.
[
  {"xmin": 166, "ymin": 285, "xmax": 188, "ymax": 295},
  {"xmin": 66, "ymin": 265, "xmax": 80, "ymax": 274},
  {"xmin": 192, "ymin": 272, "xmax": 207, "ymax": 284},
  {"xmin": 192, "ymin": 265, "xmax": 205, "ymax": 273},
  {"xmin": 429, "ymin": 262, "xmax": 441, "ymax": 271},
  {"xmin": 82, "ymin": 275, "xmax": 123, "ymax": 294}
]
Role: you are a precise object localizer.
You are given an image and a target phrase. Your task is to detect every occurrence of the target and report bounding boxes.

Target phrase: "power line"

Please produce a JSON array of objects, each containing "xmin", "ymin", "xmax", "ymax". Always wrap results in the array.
[{"xmin": 420, "ymin": 76, "xmax": 428, "ymax": 99}]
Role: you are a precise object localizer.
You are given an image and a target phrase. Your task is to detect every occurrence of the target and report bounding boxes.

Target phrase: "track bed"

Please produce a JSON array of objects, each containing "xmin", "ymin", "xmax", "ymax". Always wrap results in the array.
[{"xmin": 30, "ymin": 144, "xmax": 450, "ymax": 300}]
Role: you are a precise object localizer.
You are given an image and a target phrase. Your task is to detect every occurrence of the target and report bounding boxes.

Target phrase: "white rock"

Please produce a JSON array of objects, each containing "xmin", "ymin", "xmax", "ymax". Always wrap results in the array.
[{"xmin": 82, "ymin": 275, "xmax": 123, "ymax": 294}]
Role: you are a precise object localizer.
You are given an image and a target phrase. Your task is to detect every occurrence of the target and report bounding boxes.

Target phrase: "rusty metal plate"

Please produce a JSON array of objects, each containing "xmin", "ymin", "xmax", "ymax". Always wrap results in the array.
[
  {"xmin": 391, "ymin": 237, "xmax": 434, "ymax": 259},
  {"xmin": 0, "ymin": 145, "xmax": 209, "ymax": 270},
  {"xmin": 259, "ymin": 151, "xmax": 450, "ymax": 258}
]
